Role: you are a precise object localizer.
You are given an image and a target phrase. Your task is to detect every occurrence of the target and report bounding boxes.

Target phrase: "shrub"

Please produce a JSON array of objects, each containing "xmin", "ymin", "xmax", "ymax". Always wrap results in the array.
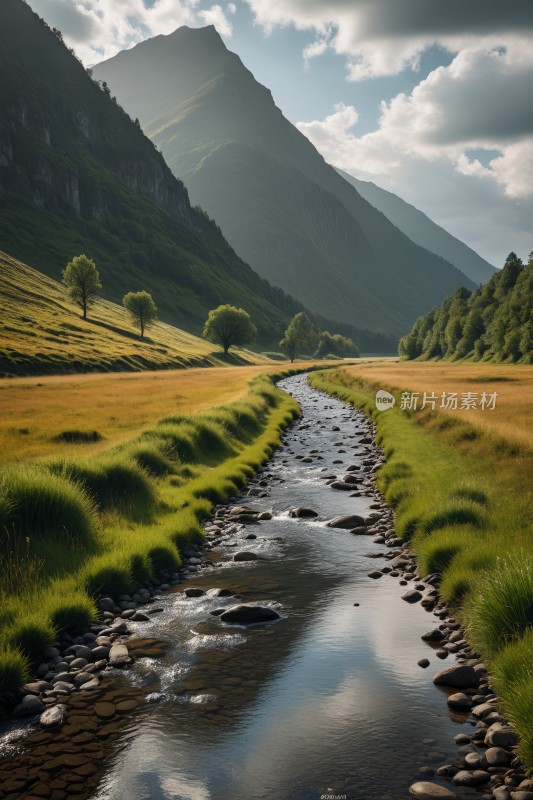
[
  {"xmin": 44, "ymin": 592, "xmax": 97, "ymax": 634},
  {"xmin": 0, "ymin": 465, "xmax": 97, "ymax": 550},
  {"xmin": 0, "ymin": 648, "xmax": 29, "ymax": 692},
  {"xmin": 7, "ymin": 615, "xmax": 56, "ymax": 664},
  {"xmin": 419, "ymin": 501, "xmax": 486, "ymax": 534},
  {"xmin": 467, "ymin": 555, "xmax": 533, "ymax": 653},
  {"xmin": 84, "ymin": 558, "xmax": 133, "ymax": 597}
]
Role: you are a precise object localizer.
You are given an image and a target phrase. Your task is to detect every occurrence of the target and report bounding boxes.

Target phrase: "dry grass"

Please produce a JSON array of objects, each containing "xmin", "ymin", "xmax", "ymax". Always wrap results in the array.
[
  {"xmin": 0, "ymin": 250, "xmax": 272, "ymax": 375},
  {"xmin": 342, "ymin": 360, "xmax": 533, "ymax": 451}
]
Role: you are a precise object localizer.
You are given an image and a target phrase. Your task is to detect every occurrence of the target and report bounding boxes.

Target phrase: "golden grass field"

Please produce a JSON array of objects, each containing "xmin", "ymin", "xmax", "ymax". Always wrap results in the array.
[
  {"xmin": 0, "ymin": 362, "xmax": 327, "ymax": 467},
  {"xmin": 0, "ymin": 251, "xmax": 272, "ymax": 375},
  {"xmin": 344, "ymin": 360, "xmax": 533, "ymax": 451}
]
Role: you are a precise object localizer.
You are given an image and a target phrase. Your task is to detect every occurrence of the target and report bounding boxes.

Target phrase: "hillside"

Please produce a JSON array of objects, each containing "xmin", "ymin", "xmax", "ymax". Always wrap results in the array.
[
  {"xmin": 399, "ymin": 251, "xmax": 533, "ymax": 363},
  {"xmin": 0, "ymin": 0, "xmax": 317, "ymax": 349},
  {"xmin": 336, "ymin": 168, "xmax": 496, "ymax": 286},
  {"xmin": 94, "ymin": 25, "xmax": 476, "ymax": 337},
  {"xmin": 0, "ymin": 251, "xmax": 274, "ymax": 375}
]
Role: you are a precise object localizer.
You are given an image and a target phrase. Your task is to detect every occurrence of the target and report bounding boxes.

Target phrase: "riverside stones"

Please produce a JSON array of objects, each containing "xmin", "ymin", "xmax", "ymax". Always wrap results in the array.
[
  {"xmin": 220, "ymin": 605, "xmax": 280, "ymax": 624},
  {"xmin": 402, "ymin": 590, "xmax": 423, "ymax": 603},
  {"xmin": 233, "ymin": 551, "xmax": 258, "ymax": 562},
  {"xmin": 289, "ymin": 507, "xmax": 318, "ymax": 518},
  {"xmin": 327, "ymin": 514, "xmax": 365, "ymax": 529},
  {"xmin": 446, "ymin": 693, "xmax": 473, "ymax": 711},
  {"xmin": 108, "ymin": 644, "xmax": 130, "ymax": 667},
  {"xmin": 452, "ymin": 769, "xmax": 490, "ymax": 787},
  {"xmin": 484, "ymin": 722, "xmax": 519, "ymax": 748},
  {"xmin": 409, "ymin": 782, "xmax": 459, "ymax": 799},
  {"xmin": 184, "ymin": 588, "xmax": 205, "ymax": 597},
  {"xmin": 39, "ymin": 705, "xmax": 67, "ymax": 729},
  {"xmin": 13, "ymin": 695, "xmax": 45, "ymax": 718},
  {"xmin": 433, "ymin": 664, "xmax": 479, "ymax": 689}
]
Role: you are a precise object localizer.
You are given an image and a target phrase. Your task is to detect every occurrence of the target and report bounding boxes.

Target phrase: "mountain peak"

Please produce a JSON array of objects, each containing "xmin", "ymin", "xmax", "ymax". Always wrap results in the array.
[{"xmin": 168, "ymin": 24, "xmax": 226, "ymax": 48}]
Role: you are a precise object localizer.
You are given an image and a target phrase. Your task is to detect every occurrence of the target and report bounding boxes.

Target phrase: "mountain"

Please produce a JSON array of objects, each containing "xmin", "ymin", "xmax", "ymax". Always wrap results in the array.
[
  {"xmin": 94, "ymin": 26, "xmax": 476, "ymax": 337},
  {"xmin": 335, "ymin": 168, "xmax": 495, "ymax": 286},
  {"xmin": 1, "ymin": 0, "xmax": 370, "ymax": 351}
]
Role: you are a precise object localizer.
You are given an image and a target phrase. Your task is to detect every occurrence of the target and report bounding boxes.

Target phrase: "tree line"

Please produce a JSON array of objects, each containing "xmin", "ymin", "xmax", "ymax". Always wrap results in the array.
[
  {"xmin": 399, "ymin": 251, "xmax": 533, "ymax": 363},
  {"xmin": 62, "ymin": 254, "xmax": 360, "ymax": 359}
]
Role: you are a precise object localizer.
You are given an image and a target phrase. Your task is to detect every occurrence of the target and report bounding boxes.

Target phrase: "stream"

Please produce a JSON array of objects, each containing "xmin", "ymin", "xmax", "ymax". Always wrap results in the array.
[
  {"xmin": 0, "ymin": 373, "xmax": 474, "ymax": 800},
  {"xmin": 91, "ymin": 374, "xmax": 465, "ymax": 800}
]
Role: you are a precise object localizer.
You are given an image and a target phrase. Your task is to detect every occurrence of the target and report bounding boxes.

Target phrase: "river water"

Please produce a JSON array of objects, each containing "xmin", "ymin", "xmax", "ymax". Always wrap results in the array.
[{"xmin": 85, "ymin": 373, "xmax": 466, "ymax": 800}]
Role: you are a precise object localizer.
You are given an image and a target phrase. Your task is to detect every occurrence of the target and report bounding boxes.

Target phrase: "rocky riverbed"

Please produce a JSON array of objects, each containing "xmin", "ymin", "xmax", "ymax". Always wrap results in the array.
[{"xmin": 0, "ymin": 373, "xmax": 528, "ymax": 800}]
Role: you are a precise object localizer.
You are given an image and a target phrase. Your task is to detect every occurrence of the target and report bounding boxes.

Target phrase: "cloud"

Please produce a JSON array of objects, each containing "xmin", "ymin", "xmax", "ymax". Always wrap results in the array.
[
  {"xmin": 244, "ymin": 0, "xmax": 533, "ymax": 78},
  {"xmin": 297, "ymin": 67, "xmax": 533, "ymax": 266},
  {"xmin": 198, "ymin": 4, "xmax": 234, "ymax": 36},
  {"xmin": 27, "ymin": 0, "xmax": 207, "ymax": 63}
]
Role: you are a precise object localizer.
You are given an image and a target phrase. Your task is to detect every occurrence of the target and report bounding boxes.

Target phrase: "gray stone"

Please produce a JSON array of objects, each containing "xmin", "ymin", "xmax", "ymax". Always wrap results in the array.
[
  {"xmin": 409, "ymin": 782, "xmax": 459, "ymax": 799},
  {"xmin": 184, "ymin": 588, "xmax": 205, "ymax": 597},
  {"xmin": 484, "ymin": 747, "xmax": 510, "ymax": 766},
  {"xmin": 220, "ymin": 604, "xmax": 280, "ymax": 625},
  {"xmin": 330, "ymin": 481, "xmax": 354, "ymax": 490},
  {"xmin": 452, "ymin": 770, "xmax": 490, "ymax": 787},
  {"xmin": 39, "ymin": 704, "xmax": 67, "ymax": 729},
  {"xmin": 421, "ymin": 628, "xmax": 445, "ymax": 642},
  {"xmin": 109, "ymin": 644, "xmax": 130, "ymax": 667},
  {"xmin": 233, "ymin": 551, "xmax": 258, "ymax": 562},
  {"xmin": 511, "ymin": 794, "xmax": 533, "ymax": 800},
  {"xmin": 327, "ymin": 514, "xmax": 365, "ymax": 529},
  {"xmin": 22, "ymin": 680, "xmax": 52, "ymax": 695},
  {"xmin": 289, "ymin": 507, "xmax": 318, "ymax": 518},
  {"xmin": 433, "ymin": 665, "xmax": 479, "ymax": 689},
  {"xmin": 447, "ymin": 692, "xmax": 474, "ymax": 711},
  {"xmin": 402, "ymin": 590, "xmax": 423, "ymax": 603},
  {"xmin": 92, "ymin": 645, "xmax": 110, "ymax": 660},
  {"xmin": 13, "ymin": 695, "xmax": 45, "ymax": 718},
  {"xmin": 472, "ymin": 701, "xmax": 498, "ymax": 719},
  {"xmin": 484, "ymin": 722, "xmax": 519, "ymax": 748}
]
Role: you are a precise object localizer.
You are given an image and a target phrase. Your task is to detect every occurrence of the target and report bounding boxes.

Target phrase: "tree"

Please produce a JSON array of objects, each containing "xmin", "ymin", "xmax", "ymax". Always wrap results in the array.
[
  {"xmin": 280, "ymin": 312, "xmax": 318, "ymax": 362},
  {"xmin": 123, "ymin": 290, "xmax": 157, "ymax": 339},
  {"xmin": 62, "ymin": 255, "xmax": 101, "ymax": 320},
  {"xmin": 203, "ymin": 305, "xmax": 257, "ymax": 354}
]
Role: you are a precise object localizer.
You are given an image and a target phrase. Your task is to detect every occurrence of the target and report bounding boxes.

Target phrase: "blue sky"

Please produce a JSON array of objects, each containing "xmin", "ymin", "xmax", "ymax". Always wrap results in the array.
[{"xmin": 27, "ymin": 0, "xmax": 533, "ymax": 267}]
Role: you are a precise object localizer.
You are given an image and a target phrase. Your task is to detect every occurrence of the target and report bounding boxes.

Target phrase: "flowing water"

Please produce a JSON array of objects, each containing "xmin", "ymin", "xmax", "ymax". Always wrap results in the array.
[{"xmin": 88, "ymin": 374, "xmax": 466, "ymax": 800}]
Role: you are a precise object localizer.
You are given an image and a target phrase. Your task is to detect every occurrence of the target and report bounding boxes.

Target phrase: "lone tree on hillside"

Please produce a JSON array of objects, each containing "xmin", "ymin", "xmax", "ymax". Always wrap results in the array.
[
  {"xmin": 280, "ymin": 312, "xmax": 318, "ymax": 362},
  {"xmin": 62, "ymin": 255, "xmax": 102, "ymax": 320},
  {"xmin": 203, "ymin": 305, "xmax": 257, "ymax": 355},
  {"xmin": 123, "ymin": 290, "xmax": 158, "ymax": 339}
]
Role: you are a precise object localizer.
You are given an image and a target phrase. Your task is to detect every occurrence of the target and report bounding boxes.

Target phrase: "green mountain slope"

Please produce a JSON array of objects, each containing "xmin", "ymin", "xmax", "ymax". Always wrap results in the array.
[
  {"xmin": 94, "ymin": 25, "xmax": 476, "ymax": 337},
  {"xmin": 0, "ymin": 0, "xmax": 319, "ymax": 348},
  {"xmin": 336, "ymin": 168, "xmax": 496, "ymax": 286},
  {"xmin": 399, "ymin": 252, "xmax": 532, "ymax": 363}
]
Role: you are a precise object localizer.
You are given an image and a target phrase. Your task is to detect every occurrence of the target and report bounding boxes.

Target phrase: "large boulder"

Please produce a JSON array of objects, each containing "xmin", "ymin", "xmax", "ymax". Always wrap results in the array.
[
  {"xmin": 433, "ymin": 665, "xmax": 479, "ymax": 689},
  {"xmin": 220, "ymin": 604, "xmax": 280, "ymax": 625}
]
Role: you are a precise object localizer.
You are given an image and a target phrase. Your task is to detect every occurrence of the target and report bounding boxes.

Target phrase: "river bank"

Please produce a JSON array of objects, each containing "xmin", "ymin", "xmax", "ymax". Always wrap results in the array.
[{"xmin": 1, "ymin": 373, "xmax": 528, "ymax": 799}]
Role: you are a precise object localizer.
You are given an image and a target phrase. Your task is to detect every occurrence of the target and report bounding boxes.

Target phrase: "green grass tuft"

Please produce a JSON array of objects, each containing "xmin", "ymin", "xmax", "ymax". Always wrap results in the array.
[{"xmin": 0, "ymin": 648, "xmax": 29, "ymax": 693}]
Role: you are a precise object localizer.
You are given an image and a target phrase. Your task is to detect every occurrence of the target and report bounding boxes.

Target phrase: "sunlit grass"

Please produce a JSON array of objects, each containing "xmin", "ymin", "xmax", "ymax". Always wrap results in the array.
[{"xmin": 310, "ymin": 364, "xmax": 533, "ymax": 767}]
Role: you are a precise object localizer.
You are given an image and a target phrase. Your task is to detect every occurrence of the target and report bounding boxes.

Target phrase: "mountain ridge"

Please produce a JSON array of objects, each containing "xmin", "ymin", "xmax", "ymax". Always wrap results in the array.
[{"xmin": 95, "ymin": 25, "xmax": 477, "ymax": 336}]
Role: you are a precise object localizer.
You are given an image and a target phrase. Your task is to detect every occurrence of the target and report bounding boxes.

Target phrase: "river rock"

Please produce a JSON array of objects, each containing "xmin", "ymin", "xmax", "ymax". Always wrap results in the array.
[
  {"xmin": 330, "ymin": 481, "xmax": 354, "ymax": 491},
  {"xmin": 39, "ymin": 704, "xmax": 67, "ymax": 729},
  {"xmin": 289, "ymin": 507, "xmax": 318, "ymax": 518},
  {"xmin": 418, "ymin": 659, "xmax": 430, "ymax": 668},
  {"xmin": 109, "ymin": 644, "xmax": 130, "ymax": 667},
  {"xmin": 402, "ymin": 590, "xmax": 422, "ymax": 603},
  {"xmin": 433, "ymin": 665, "xmax": 479, "ymax": 689},
  {"xmin": 327, "ymin": 514, "xmax": 365, "ymax": 529},
  {"xmin": 228, "ymin": 505, "xmax": 254, "ymax": 516},
  {"xmin": 447, "ymin": 692, "xmax": 473, "ymax": 711},
  {"xmin": 233, "ymin": 551, "xmax": 258, "ymax": 562},
  {"xmin": 220, "ymin": 605, "xmax": 280, "ymax": 625},
  {"xmin": 206, "ymin": 588, "xmax": 233, "ymax": 598},
  {"xmin": 368, "ymin": 571, "xmax": 383, "ymax": 579},
  {"xmin": 257, "ymin": 511, "xmax": 272, "ymax": 520},
  {"xmin": 409, "ymin": 781, "xmax": 459, "ymax": 799},
  {"xmin": 184, "ymin": 588, "xmax": 205, "ymax": 597},
  {"xmin": 484, "ymin": 722, "xmax": 519, "ymax": 747},
  {"xmin": 13, "ymin": 695, "xmax": 45, "ymax": 718},
  {"xmin": 452, "ymin": 770, "xmax": 490, "ymax": 787},
  {"xmin": 484, "ymin": 747, "xmax": 510, "ymax": 766},
  {"xmin": 22, "ymin": 680, "xmax": 52, "ymax": 695},
  {"xmin": 421, "ymin": 628, "xmax": 445, "ymax": 642},
  {"xmin": 510, "ymin": 793, "xmax": 533, "ymax": 800}
]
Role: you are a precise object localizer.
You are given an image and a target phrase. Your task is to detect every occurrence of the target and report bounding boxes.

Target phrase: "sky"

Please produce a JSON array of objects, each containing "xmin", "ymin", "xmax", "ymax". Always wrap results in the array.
[{"xmin": 26, "ymin": 0, "xmax": 533, "ymax": 268}]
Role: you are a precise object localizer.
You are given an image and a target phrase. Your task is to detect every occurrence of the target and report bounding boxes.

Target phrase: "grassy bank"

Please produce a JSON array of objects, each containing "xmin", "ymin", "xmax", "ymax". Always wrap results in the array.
[
  {"xmin": 0, "ymin": 251, "xmax": 273, "ymax": 377},
  {"xmin": 309, "ymin": 366, "xmax": 533, "ymax": 766},
  {"xmin": 0, "ymin": 371, "xmax": 301, "ymax": 692}
]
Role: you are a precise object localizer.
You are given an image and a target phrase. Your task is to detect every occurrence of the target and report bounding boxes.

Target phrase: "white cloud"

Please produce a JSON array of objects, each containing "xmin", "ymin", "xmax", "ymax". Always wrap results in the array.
[
  {"xmin": 198, "ymin": 4, "xmax": 234, "ymax": 36},
  {"xmin": 244, "ymin": 0, "xmax": 533, "ymax": 79}
]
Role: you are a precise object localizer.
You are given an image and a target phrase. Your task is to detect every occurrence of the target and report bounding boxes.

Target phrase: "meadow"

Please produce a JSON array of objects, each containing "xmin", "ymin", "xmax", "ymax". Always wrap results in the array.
[
  {"xmin": 0, "ymin": 251, "xmax": 271, "ymax": 376},
  {"xmin": 310, "ymin": 363, "xmax": 533, "ymax": 766},
  {"xmin": 0, "ymin": 367, "xmax": 304, "ymax": 693}
]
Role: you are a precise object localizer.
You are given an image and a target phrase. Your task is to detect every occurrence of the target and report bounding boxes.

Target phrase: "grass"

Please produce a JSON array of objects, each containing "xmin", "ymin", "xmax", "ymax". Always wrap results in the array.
[
  {"xmin": 310, "ymin": 363, "xmax": 533, "ymax": 766},
  {"xmin": 0, "ymin": 368, "xmax": 301, "ymax": 692},
  {"xmin": 0, "ymin": 251, "xmax": 274, "ymax": 378}
]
